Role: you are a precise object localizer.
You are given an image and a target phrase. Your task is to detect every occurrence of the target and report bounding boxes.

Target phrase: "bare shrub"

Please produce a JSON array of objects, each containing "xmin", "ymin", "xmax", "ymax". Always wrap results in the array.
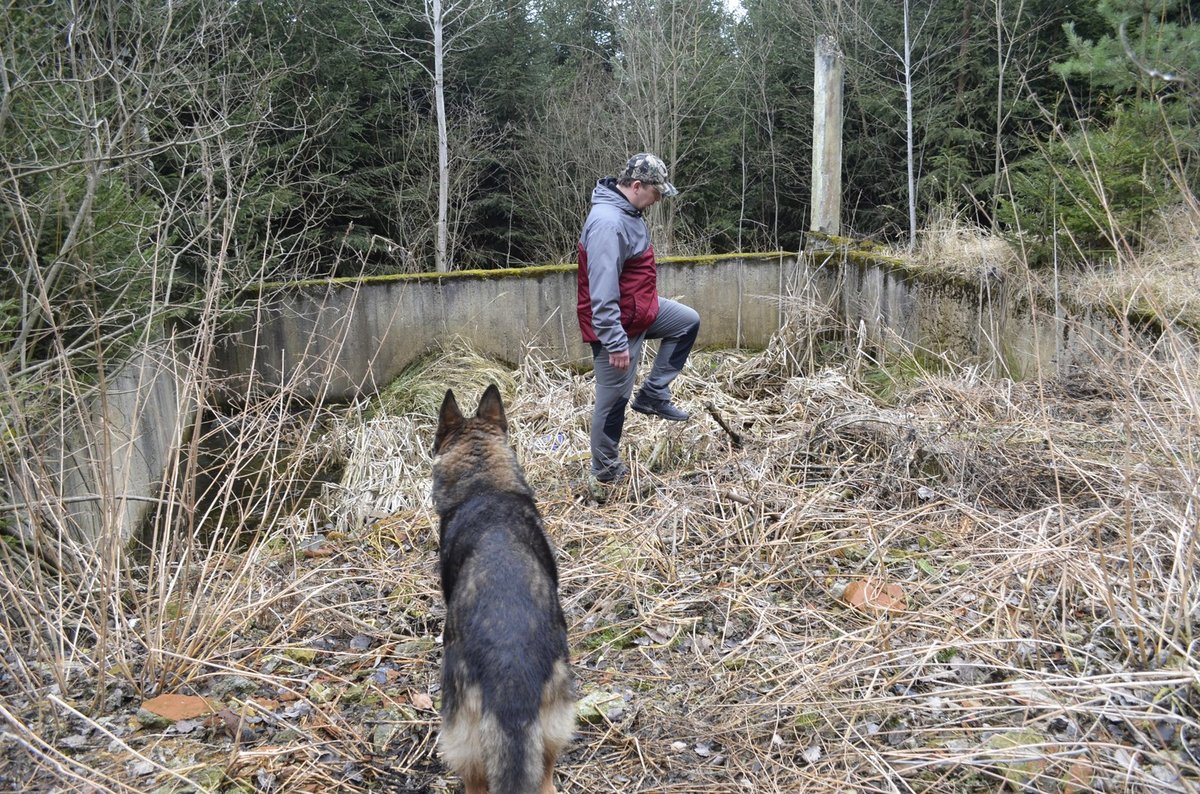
[
  {"xmin": 910, "ymin": 207, "xmax": 1022, "ymax": 281},
  {"xmin": 1069, "ymin": 202, "xmax": 1200, "ymax": 329}
]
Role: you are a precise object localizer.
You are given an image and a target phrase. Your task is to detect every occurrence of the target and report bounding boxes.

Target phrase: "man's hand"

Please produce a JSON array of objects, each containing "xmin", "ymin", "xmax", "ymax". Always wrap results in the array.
[{"xmin": 608, "ymin": 349, "xmax": 631, "ymax": 371}]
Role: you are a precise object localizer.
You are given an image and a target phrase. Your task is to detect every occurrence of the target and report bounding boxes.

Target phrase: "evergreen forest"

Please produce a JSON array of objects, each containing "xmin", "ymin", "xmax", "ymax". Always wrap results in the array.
[{"xmin": 3, "ymin": 0, "xmax": 1197, "ymax": 301}]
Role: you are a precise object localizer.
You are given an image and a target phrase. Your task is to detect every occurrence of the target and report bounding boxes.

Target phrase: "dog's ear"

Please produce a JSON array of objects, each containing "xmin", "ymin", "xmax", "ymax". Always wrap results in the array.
[
  {"xmin": 434, "ymin": 389, "xmax": 464, "ymax": 453},
  {"xmin": 475, "ymin": 383, "xmax": 508, "ymax": 434}
]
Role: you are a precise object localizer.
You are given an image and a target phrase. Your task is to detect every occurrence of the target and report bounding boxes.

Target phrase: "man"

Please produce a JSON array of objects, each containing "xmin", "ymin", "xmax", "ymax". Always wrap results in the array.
[{"xmin": 577, "ymin": 153, "xmax": 701, "ymax": 489}]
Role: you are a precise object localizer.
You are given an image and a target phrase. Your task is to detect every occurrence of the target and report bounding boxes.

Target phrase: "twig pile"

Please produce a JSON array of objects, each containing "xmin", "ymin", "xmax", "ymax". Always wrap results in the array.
[
  {"xmin": 320, "ymin": 329, "xmax": 1200, "ymax": 792},
  {"xmin": 3, "ymin": 327, "xmax": 1197, "ymax": 793}
]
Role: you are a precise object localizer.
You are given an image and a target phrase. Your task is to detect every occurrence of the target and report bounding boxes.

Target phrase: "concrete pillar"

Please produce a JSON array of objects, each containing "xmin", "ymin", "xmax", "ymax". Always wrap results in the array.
[{"xmin": 810, "ymin": 35, "xmax": 844, "ymax": 236}]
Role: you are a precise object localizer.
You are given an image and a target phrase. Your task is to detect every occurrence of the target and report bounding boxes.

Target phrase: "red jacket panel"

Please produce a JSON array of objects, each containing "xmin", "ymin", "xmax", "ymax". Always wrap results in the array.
[{"xmin": 577, "ymin": 243, "xmax": 660, "ymax": 346}]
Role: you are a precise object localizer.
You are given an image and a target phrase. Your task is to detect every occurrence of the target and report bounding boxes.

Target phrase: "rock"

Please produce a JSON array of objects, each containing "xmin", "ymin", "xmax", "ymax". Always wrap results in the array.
[
  {"xmin": 985, "ymin": 729, "xmax": 1052, "ymax": 788},
  {"xmin": 577, "ymin": 689, "xmax": 627, "ymax": 724},
  {"xmin": 283, "ymin": 647, "xmax": 317, "ymax": 664},
  {"xmin": 209, "ymin": 676, "xmax": 258, "ymax": 700}
]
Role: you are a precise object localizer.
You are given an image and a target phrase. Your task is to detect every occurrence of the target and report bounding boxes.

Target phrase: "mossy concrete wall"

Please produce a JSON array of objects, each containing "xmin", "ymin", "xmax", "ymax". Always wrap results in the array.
[
  {"xmin": 215, "ymin": 250, "xmax": 1170, "ymax": 403},
  {"xmin": 46, "ymin": 337, "xmax": 193, "ymax": 546},
  {"xmin": 798, "ymin": 246, "xmax": 1150, "ymax": 379},
  {"xmin": 214, "ymin": 254, "xmax": 788, "ymax": 401}
]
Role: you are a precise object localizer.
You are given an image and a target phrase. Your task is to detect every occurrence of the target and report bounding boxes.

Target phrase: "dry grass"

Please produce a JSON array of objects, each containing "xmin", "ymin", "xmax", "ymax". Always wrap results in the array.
[
  {"xmin": 906, "ymin": 203, "xmax": 1200, "ymax": 333},
  {"xmin": 3, "ymin": 326, "xmax": 1199, "ymax": 792},
  {"xmin": 906, "ymin": 210, "xmax": 1022, "ymax": 283},
  {"xmin": 3, "ymin": 282, "xmax": 1199, "ymax": 792},
  {"xmin": 520, "ymin": 337, "xmax": 1198, "ymax": 793},
  {"xmin": 1068, "ymin": 204, "xmax": 1200, "ymax": 329}
]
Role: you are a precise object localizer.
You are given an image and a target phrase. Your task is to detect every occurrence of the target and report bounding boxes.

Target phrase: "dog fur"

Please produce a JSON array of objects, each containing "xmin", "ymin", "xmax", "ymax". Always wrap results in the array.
[{"xmin": 431, "ymin": 384, "xmax": 575, "ymax": 794}]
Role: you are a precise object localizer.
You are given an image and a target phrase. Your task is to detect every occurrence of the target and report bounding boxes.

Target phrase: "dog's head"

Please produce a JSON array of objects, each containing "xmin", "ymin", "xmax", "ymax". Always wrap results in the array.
[
  {"xmin": 431, "ymin": 383, "xmax": 530, "ymax": 505},
  {"xmin": 434, "ymin": 383, "xmax": 508, "ymax": 455}
]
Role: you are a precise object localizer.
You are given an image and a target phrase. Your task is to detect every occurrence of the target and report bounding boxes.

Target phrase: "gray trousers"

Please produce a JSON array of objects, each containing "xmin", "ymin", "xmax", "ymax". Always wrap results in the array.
[{"xmin": 589, "ymin": 297, "xmax": 700, "ymax": 478}]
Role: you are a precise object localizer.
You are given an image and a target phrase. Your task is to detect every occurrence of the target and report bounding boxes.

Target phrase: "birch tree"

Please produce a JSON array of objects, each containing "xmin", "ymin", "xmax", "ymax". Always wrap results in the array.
[
  {"xmin": 848, "ymin": 0, "xmax": 940, "ymax": 248},
  {"xmin": 363, "ymin": 0, "xmax": 503, "ymax": 271},
  {"xmin": 612, "ymin": 0, "xmax": 739, "ymax": 252}
]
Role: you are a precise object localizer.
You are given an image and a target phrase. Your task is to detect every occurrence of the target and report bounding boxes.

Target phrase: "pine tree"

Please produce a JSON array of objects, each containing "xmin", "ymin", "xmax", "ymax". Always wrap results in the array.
[{"xmin": 1000, "ymin": 0, "xmax": 1198, "ymax": 260}]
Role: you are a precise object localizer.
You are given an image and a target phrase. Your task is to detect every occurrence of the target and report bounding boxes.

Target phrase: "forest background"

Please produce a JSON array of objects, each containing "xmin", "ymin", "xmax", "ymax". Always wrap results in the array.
[{"xmin": 3, "ymin": 0, "xmax": 1198, "ymax": 360}]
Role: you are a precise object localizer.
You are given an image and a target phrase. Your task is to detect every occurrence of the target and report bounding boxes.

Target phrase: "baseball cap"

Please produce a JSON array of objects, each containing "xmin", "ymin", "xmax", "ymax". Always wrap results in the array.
[{"xmin": 621, "ymin": 153, "xmax": 678, "ymax": 198}]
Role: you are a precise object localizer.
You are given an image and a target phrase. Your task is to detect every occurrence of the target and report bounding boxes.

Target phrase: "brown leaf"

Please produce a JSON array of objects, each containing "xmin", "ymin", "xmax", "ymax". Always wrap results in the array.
[
  {"xmin": 842, "ymin": 578, "xmax": 907, "ymax": 613},
  {"xmin": 249, "ymin": 696, "xmax": 280, "ymax": 712},
  {"xmin": 140, "ymin": 694, "xmax": 215, "ymax": 722},
  {"xmin": 410, "ymin": 692, "xmax": 434, "ymax": 711}
]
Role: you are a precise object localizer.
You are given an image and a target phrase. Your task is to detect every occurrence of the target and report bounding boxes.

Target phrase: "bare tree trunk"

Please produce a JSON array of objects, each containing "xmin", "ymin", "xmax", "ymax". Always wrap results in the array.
[
  {"xmin": 363, "ymin": 0, "xmax": 498, "ymax": 271},
  {"xmin": 992, "ymin": 0, "xmax": 1028, "ymax": 232},
  {"xmin": 903, "ymin": 0, "xmax": 917, "ymax": 251},
  {"xmin": 433, "ymin": 0, "xmax": 450, "ymax": 272},
  {"xmin": 902, "ymin": 0, "xmax": 916, "ymax": 251},
  {"xmin": 992, "ymin": 0, "xmax": 1004, "ymax": 231},
  {"xmin": 955, "ymin": 0, "xmax": 973, "ymax": 106}
]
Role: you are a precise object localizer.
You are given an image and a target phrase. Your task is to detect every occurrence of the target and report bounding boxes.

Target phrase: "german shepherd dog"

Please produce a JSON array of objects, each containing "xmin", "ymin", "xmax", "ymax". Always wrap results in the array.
[{"xmin": 431, "ymin": 384, "xmax": 575, "ymax": 794}]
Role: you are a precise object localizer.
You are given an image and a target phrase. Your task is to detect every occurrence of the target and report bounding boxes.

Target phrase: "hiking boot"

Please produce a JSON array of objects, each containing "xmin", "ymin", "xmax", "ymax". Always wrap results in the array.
[
  {"xmin": 587, "ymin": 474, "xmax": 616, "ymax": 503},
  {"xmin": 586, "ymin": 463, "xmax": 653, "ymax": 503},
  {"xmin": 631, "ymin": 393, "xmax": 690, "ymax": 422},
  {"xmin": 595, "ymin": 461, "xmax": 628, "ymax": 483},
  {"xmin": 587, "ymin": 461, "xmax": 626, "ymax": 500}
]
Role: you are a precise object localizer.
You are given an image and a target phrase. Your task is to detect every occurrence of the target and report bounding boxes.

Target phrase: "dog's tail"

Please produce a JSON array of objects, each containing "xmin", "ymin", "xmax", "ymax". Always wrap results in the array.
[
  {"xmin": 441, "ymin": 661, "xmax": 575, "ymax": 794},
  {"xmin": 490, "ymin": 719, "xmax": 551, "ymax": 794}
]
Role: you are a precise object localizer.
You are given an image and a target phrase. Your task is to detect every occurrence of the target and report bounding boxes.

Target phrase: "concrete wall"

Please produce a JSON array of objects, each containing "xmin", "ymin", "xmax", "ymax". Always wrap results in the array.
[
  {"xmin": 797, "ymin": 250, "xmax": 1152, "ymax": 379},
  {"xmin": 46, "ymin": 334, "xmax": 193, "ymax": 546},
  {"xmin": 215, "ymin": 251, "xmax": 1180, "ymax": 404},
  {"xmin": 214, "ymin": 254, "xmax": 789, "ymax": 402}
]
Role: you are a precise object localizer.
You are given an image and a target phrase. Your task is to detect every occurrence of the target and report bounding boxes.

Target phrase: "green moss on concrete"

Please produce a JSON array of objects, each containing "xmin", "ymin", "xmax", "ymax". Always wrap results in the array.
[
  {"xmin": 249, "ymin": 262, "xmax": 578, "ymax": 293},
  {"xmin": 245, "ymin": 253, "xmax": 799, "ymax": 294},
  {"xmin": 1123, "ymin": 303, "xmax": 1198, "ymax": 335},
  {"xmin": 659, "ymin": 251, "xmax": 796, "ymax": 265},
  {"xmin": 811, "ymin": 230, "xmax": 1200, "ymax": 338}
]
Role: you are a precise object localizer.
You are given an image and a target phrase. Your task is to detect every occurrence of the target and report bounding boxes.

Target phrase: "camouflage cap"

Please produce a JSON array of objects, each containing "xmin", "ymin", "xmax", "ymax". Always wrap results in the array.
[{"xmin": 620, "ymin": 153, "xmax": 679, "ymax": 198}]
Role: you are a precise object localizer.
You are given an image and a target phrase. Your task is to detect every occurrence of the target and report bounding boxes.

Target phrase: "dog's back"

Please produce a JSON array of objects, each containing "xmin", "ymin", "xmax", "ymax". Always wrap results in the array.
[{"xmin": 432, "ymin": 385, "xmax": 574, "ymax": 794}]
